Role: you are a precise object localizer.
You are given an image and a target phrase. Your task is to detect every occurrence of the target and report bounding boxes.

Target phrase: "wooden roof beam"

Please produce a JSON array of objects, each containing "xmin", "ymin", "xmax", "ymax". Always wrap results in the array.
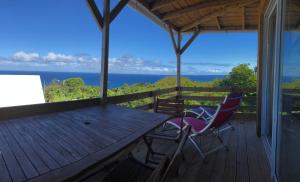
[
  {"xmin": 168, "ymin": 26, "xmax": 179, "ymax": 53},
  {"xmin": 129, "ymin": 0, "xmax": 170, "ymax": 31},
  {"xmin": 86, "ymin": 0, "xmax": 130, "ymax": 31},
  {"xmin": 216, "ymin": 16, "xmax": 222, "ymax": 30},
  {"xmin": 180, "ymin": 30, "xmax": 199, "ymax": 55},
  {"xmin": 242, "ymin": 7, "xmax": 246, "ymax": 30},
  {"xmin": 86, "ymin": 0, "xmax": 103, "ymax": 31},
  {"xmin": 162, "ymin": 0, "xmax": 238, "ymax": 21},
  {"xmin": 181, "ymin": 0, "xmax": 258, "ymax": 32},
  {"xmin": 110, "ymin": 0, "xmax": 130, "ymax": 23},
  {"xmin": 151, "ymin": 0, "xmax": 182, "ymax": 11}
]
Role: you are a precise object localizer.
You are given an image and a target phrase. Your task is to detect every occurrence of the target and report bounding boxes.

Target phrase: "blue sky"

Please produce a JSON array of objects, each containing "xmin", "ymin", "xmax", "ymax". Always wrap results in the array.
[{"xmin": 0, "ymin": 0, "xmax": 258, "ymax": 75}]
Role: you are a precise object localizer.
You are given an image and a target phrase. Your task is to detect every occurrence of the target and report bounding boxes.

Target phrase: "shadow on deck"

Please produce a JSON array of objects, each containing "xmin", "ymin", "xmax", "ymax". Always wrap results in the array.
[{"xmin": 133, "ymin": 120, "xmax": 272, "ymax": 182}]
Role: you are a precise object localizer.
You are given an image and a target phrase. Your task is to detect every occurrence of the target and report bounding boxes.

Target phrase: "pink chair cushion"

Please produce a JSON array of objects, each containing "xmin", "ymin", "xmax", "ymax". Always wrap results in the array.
[
  {"xmin": 183, "ymin": 117, "xmax": 207, "ymax": 133},
  {"xmin": 166, "ymin": 117, "xmax": 185, "ymax": 129}
]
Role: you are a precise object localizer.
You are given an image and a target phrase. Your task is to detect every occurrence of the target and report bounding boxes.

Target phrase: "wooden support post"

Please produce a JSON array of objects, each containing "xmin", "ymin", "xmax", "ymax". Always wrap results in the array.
[
  {"xmin": 86, "ymin": 0, "xmax": 103, "ymax": 31},
  {"xmin": 256, "ymin": 3, "xmax": 265, "ymax": 137},
  {"xmin": 169, "ymin": 27, "xmax": 199, "ymax": 96},
  {"xmin": 176, "ymin": 32, "xmax": 182, "ymax": 90},
  {"xmin": 100, "ymin": 0, "xmax": 110, "ymax": 101},
  {"xmin": 87, "ymin": 0, "xmax": 129, "ymax": 101}
]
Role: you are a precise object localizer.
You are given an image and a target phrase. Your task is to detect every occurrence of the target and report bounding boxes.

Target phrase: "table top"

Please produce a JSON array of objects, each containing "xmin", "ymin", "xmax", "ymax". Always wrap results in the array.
[{"xmin": 0, "ymin": 104, "xmax": 169, "ymax": 182}]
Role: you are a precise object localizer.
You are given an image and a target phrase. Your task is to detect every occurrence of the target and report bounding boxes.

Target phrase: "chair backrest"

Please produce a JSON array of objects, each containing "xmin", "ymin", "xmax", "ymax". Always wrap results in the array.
[
  {"xmin": 146, "ymin": 126, "xmax": 191, "ymax": 182},
  {"xmin": 223, "ymin": 92, "xmax": 243, "ymax": 104},
  {"xmin": 154, "ymin": 97, "xmax": 184, "ymax": 117},
  {"xmin": 211, "ymin": 94, "xmax": 242, "ymax": 128}
]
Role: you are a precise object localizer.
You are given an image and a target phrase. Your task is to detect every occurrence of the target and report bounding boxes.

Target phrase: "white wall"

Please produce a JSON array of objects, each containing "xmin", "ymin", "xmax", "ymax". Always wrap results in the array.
[{"xmin": 0, "ymin": 75, "xmax": 45, "ymax": 107}]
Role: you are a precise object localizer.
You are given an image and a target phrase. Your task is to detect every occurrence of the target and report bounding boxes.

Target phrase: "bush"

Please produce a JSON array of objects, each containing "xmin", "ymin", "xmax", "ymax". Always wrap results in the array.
[{"xmin": 219, "ymin": 64, "xmax": 256, "ymax": 89}]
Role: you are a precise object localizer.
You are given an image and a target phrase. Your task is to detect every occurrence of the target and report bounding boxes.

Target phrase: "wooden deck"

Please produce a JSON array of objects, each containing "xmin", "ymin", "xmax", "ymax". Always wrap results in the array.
[
  {"xmin": 132, "ymin": 120, "xmax": 273, "ymax": 182},
  {"xmin": 0, "ymin": 104, "xmax": 169, "ymax": 182}
]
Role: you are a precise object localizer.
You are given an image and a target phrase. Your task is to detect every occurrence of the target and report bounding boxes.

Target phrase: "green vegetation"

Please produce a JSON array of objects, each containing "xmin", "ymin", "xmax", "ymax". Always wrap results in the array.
[
  {"xmin": 220, "ymin": 64, "xmax": 257, "ymax": 89},
  {"xmin": 45, "ymin": 78, "xmax": 99, "ymax": 102},
  {"xmin": 282, "ymin": 80, "xmax": 300, "ymax": 89},
  {"xmin": 44, "ymin": 64, "xmax": 260, "ymax": 109}
]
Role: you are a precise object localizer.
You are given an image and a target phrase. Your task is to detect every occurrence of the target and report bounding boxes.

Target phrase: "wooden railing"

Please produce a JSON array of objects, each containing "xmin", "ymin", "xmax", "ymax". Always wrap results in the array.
[
  {"xmin": 107, "ymin": 86, "xmax": 258, "ymax": 119},
  {"xmin": 1, "ymin": 87, "xmax": 298, "ymax": 121}
]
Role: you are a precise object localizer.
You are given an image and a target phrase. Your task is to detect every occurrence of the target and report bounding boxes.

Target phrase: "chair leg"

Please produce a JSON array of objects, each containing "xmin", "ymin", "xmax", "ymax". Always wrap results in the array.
[
  {"xmin": 189, "ymin": 136, "xmax": 206, "ymax": 159},
  {"xmin": 189, "ymin": 132, "xmax": 230, "ymax": 160},
  {"xmin": 143, "ymin": 137, "xmax": 165, "ymax": 164},
  {"xmin": 218, "ymin": 123, "xmax": 234, "ymax": 133},
  {"xmin": 144, "ymin": 137, "xmax": 152, "ymax": 163}
]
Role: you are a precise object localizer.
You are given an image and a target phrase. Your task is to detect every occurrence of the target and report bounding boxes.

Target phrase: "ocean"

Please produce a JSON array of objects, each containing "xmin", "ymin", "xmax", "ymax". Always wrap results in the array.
[{"xmin": 0, "ymin": 71, "xmax": 226, "ymax": 89}]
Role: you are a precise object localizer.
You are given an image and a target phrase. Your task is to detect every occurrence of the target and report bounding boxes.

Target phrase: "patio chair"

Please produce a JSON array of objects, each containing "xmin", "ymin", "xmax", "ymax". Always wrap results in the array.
[
  {"xmin": 185, "ymin": 92, "xmax": 242, "ymax": 124},
  {"xmin": 144, "ymin": 97, "xmax": 186, "ymax": 164},
  {"xmin": 148, "ymin": 97, "xmax": 186, "ymax": 142},
  {"xmin": 184, "ymin": 101, "xmax": 240, "ymax": 159},
  {"xmin": 101, "ymin": 126, "xmax": 191, "ymax": 182}
]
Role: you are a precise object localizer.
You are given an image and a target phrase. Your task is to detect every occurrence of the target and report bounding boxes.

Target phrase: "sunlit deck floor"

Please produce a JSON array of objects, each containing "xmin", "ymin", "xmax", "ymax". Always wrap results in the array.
[{"xmin": 132, "ymin": 120, "xmax": 273, "ymax": 182}]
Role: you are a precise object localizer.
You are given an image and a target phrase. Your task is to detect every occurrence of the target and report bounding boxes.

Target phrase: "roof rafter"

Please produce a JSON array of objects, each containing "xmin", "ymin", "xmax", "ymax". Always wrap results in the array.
[
  {"xmin": 110, "ymin": 0, "xmax": 130, "ymax": 23},
  {"xmin": 151, "ymin": 0, "xmax": 182, "ymax": 11},
  {"xmin": 162, "ymin": 0, "xmax": 238, "ymax": 21},
  {"xmin": 86, "ymin": 0, "xmax": 130, "ymax": 31},
  {"xmin": 168, "ymin": 26, "xmax": 179, "ymax": 53},
  {"xmin": 181, "ymin": 0, "xmax": 258, "ymax": 32},
  {"xmin": 86, "ymin": 0, "xmax": 103, "ymax": 31},
  {"xmin": 242, "ymin": 7, "xmax": 246, "ymax": 30},
  {"xmin": 180, "ymin": 30, "xmax": 199, "ymax": 55},
  {"xmin": 216, "ymin": 16, "xmax": 222, "ymax": 30}
]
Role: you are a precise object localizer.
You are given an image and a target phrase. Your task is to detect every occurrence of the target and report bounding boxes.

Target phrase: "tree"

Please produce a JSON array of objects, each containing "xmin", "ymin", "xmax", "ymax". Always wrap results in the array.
[
  {"xmin": 63, "ymin": 78, "xmax": 85, "ymax": 87},
  {"xmin": 219, "ymin": 64, "xmax": 256, "ymax": 89}
]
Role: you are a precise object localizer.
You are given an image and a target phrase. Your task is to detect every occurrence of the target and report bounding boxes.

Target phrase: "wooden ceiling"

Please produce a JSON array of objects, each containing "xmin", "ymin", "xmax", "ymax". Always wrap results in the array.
[{"xmin": 134, "ymin": 0, "xmax": 262, "ymax": 33}]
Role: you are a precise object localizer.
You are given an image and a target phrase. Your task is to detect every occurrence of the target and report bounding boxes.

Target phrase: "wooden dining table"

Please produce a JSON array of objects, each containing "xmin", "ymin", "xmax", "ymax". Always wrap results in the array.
[{"xmin": 0, "ymin": 104, "xmax": 169, "ymax": 182}]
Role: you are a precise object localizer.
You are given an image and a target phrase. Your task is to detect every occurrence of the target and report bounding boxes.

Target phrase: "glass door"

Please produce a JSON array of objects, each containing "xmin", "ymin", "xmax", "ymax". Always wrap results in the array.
[
  {"xmin": 263, "ymin": 2, "xmax": 278, "ymax": 148},
  {"xmin": 276, "ymin": 0, "xmax": 300, "ymax": 181}
]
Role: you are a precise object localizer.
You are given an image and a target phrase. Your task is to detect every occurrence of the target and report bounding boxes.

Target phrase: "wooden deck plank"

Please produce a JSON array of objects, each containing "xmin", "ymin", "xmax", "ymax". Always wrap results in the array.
[
  {"xmin": 56, "ymin": 112, "xmax": 117, "ymax": 145},
  {"xmin": 15, "ymin": 118, "xmax": 71, "ymax": 167},
  {"xmin": 244, "ymin": 121, "xmax": 272, "ymax": 182},
  {"xmin": 44, "ymin": 116, "xmax": 101, "ymax": 152},
  {"xmin": 31, "ymin": 118, "xmax": 84, "ymax": 160},
  {"xmin": 236, "ymin": 122, "xmax": 250, "ymax": 182},
  {"xmin": 4, "ymin": 122, "xmax": 50, "ymax": 174},
  {"xmin": 0, "ymin": 132, "xmax": 26, "ymax": 182},
  {"xmin": 38, "ymin": 119, "xmax": 91, "ymax": 157},
  {"xmin": 0, "ymin": 105, "xmax": 271, "ymax": 182},
  {"xmin": 10, "ymin": 119, "xmax": 60, "ymax": 170},
  {"xmin": 131, "ymin": 120, "xmax": 272, "ymax": 182},
  {"xmin": 0, "ymin": 104, "xmax": 168, "ymax": 181},
  {"xmin": 209, "ymin": 132, "xmax": 231, "ymax": 182},
  {"xmin": 222, "ymin": 124, "xmax": 238, "ymax": 182},
  {"xmin": 0, "ymin": 123, "xmax": 39, "ymax": 179},
  {"xmin": 60, "ymin": 110, "xmax": 131, "ymax": 140},
  {"xmin": 24, "ymin": 118, "xmax": 79, "ymax": 164},
  {"xmin": 81, "ymin": 107, "xmax": 150, "ymax": 132},
  {"xmin": 0, "ymin": 152, "xmax": 12, "ymax": 182}
]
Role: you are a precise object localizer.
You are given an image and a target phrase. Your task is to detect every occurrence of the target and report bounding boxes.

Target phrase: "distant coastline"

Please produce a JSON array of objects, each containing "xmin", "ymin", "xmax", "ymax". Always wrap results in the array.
[
  {"xmin": 0, "ymin": 70, "xmax": 227, "ymax": 88},
  {"xmin": 1, "ymin": 70, "xmax": 299, "ymax": 89}
]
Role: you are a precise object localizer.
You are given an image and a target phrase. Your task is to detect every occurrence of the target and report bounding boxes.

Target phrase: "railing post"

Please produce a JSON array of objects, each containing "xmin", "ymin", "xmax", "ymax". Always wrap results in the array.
[
  {"xmin": 99, "ymin": 0, "xmax": 110, "ymax": 102},
  {"xmin": 152, "ymin": 92, "xmax": 157, "ymax": 112},
  {"xmin": 176, "ymin": 32, "xmax": 182, "ymax": 97}
]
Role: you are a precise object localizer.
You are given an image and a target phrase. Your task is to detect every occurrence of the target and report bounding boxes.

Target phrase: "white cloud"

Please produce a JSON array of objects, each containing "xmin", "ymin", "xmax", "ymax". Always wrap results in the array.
[
  {"xmin": 2, "ymin": 52, "xmax": 253, "ymax": 74},
  {"xmin": 43, "ymin": 52, "xmax": 73, "ymax": 62},
  {"xmin": 108, "ymin": 55, "xmax": 175, "ymax": 74},
  {"xmin": 13, "ymin": 51, "xmax": 40, "ymax": 61},
  {"xmin": 207, "ymin": 69, "xmax": 222, "ymax": 73}
]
